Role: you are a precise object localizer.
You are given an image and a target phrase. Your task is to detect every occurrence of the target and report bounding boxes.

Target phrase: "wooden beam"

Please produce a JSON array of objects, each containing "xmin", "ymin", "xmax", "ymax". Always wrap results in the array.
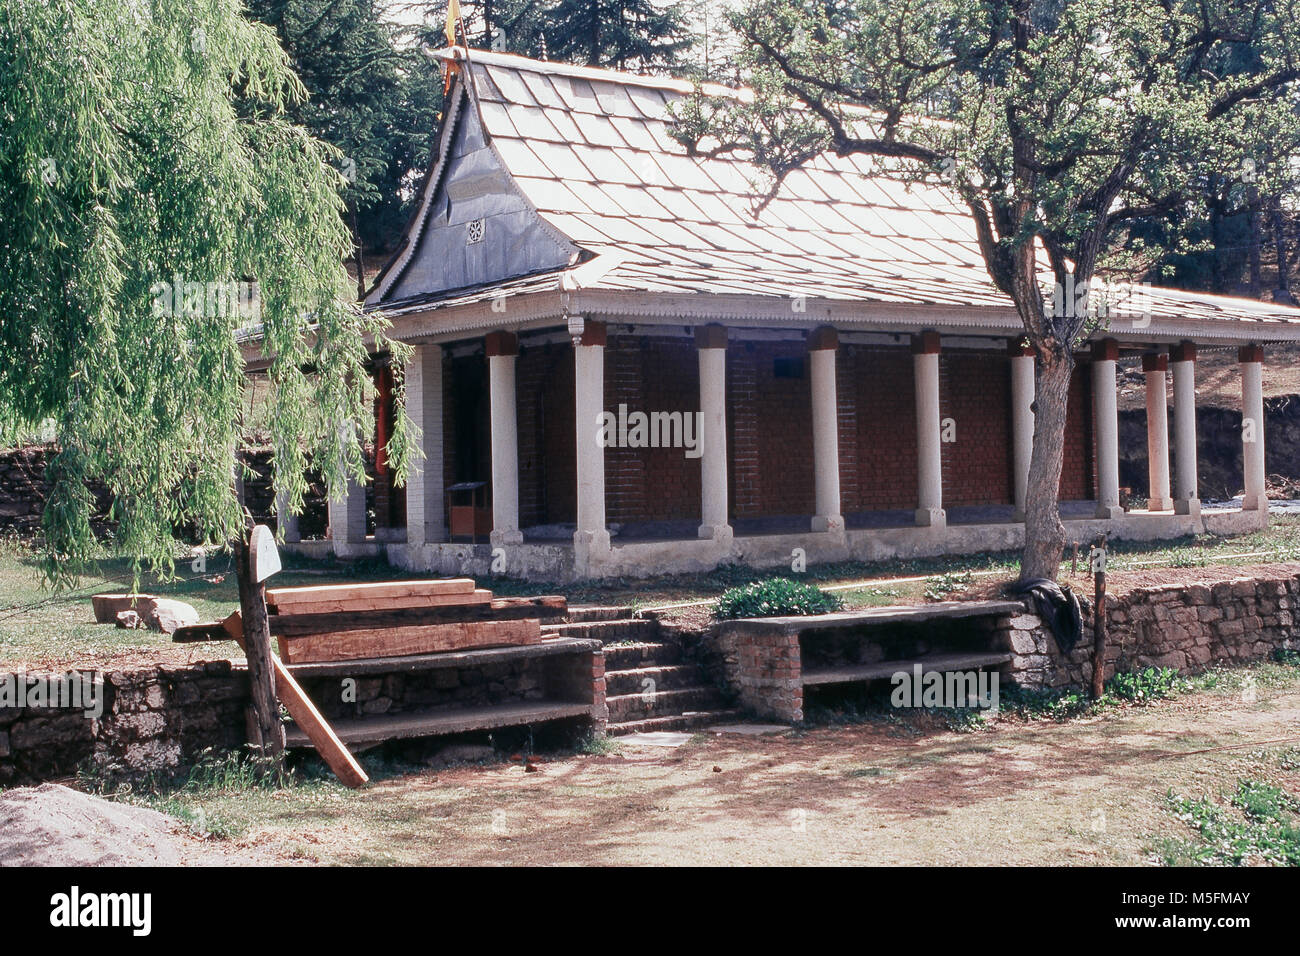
[
  {"xmin": 278, "ymin": 618, "xmax": 542, "ymax": 665},
  {"xmin": 268, "ymin": 588, "xmax": 494, "ymax": 617},
  {"xmin": 222, "ymin": 612, "xmax": 369, "ymax": 788},
  {"xmin": 268, "ymin": 595, "xmax": 567, "ymax": 636},
  {"xmin": 266, "ymin": 578, "xmax": 476, "ymax": 612}
]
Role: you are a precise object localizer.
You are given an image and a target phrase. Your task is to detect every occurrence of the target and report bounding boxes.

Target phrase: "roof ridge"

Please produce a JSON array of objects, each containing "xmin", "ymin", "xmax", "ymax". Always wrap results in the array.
[{"xmin": 429, "ymin": 46, "xmax": 750, "ymax": 101}]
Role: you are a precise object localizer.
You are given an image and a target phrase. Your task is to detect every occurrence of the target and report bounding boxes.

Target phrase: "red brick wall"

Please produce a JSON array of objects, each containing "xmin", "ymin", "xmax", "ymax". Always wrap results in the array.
[
  {"xmin": 518, "ymin": 343, "xmax": 576, "ymax": 525},
  {"xmin": 941, "ymin": 352, "xmax": 1014, "ymax": 507},
  {"xmin": 840, "ymin": 345, "xmax": 918, "ymax": 511},
  {"xmin": 727, "ymin": 341, "xmax": 815, "ymax": 518},
  {"xmin": 603, "ymin": 335, "xmax": 702, "ymax": 523},
  {"xmin": 1060, "ymin": 362, "xmax": 1095, "ymax": 500}
]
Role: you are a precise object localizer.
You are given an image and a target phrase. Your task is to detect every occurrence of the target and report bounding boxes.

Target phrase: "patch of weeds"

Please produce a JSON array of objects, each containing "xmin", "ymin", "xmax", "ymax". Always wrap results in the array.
[
  {"xmin": 1106, "ymin": 667, "xmax": 1189, "ymax": 704},
  {"xmin": 579, "ymin": 733, "xmax": 622, "ymax": 756},
  {"xmin": 999, "ymin": 683, "xmax": 1100, "ymax": 721},
  {"xmin": 714, "ymin": 577, "xmax": 843, "ymax": 619},
  {"xmin": 1272, "ymin": 647, "xmax": 1300, "ymax": 668},
  {"xmin": 924, "ymin": 570, "xmax": 974, "ymax": 601},
  {"xmin": 934, "ymin": 706, "xmax": 988, "ymax": 732},
  {"xmin": 845, "ymin": 766, "xmax": 890, "ymax": 779},
  {"xmin": 153, "ymin": 797, "xmax": 241, "ymax": 840},
  {"xmin": 1161, "ymin": 779, "xmax": 1300, "ymax": 866}
]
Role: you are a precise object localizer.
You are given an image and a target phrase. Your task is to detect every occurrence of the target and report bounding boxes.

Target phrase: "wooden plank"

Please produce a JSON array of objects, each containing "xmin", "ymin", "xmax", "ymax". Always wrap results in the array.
[
  {"xmin": 270, "ymin": 655, "xmax": 369, "ymax": 787},
  {"xmin": 801, "ymin": 652, "xmax": 1014, "ymax": 687},
  {"xmin": 173, "ymin": 621, "xmax": 237, "ymax": 643},
  {"xmin": 284, "ymin": 637, "xmax": 600, "ymax": 678},
  {"xmin": 269, "ymin": 595, "xmax": 567, "ymax": 636},
  {"xmin": 268, "ymin": 588, "xmax": 494, "ymax": 616},
  {"xmin": 284, "ymin": 701, "xmax": 594, "ymax": 748},
  {"xmin": 266, "ymin": 578, "xmax": 476, "ymax": 611},
  {"xmin": 222, "ymin": 611, "xmax": 368, "ymax": 788},
  {"xmin": 280, "ymin": 618, "xmax": 542, "ymax": 664}
]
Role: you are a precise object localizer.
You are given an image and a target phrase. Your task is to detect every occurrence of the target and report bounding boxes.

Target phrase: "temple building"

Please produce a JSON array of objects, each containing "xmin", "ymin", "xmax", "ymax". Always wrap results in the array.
[{"xmin": 252, "ymin": 48, "xmax": 1300, "ymax": 580}]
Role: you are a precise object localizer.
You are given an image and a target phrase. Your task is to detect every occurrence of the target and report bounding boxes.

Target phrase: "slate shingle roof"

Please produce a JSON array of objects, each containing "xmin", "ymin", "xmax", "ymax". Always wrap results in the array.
[{"xmin": 368, "ymin": 48, "xmax": 1300, "ymax": 338}]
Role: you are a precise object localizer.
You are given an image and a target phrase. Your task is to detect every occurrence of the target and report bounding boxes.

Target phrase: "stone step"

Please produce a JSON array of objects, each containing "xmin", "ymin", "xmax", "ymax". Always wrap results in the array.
[
  {"xmin": 541, "ymin": 619, "xmax": 661, "ymax": 644},
  {"xmin": 606, "ymin": 686, "xmax": 727, "ymax": 723},
  {"xmin": 608, "ymin": 709, "xmax": 746, "ymax": 736},
  {"xmin": 602, "ymin": 641, "xmax": 681, "ymax": 668},
  {"xmin": 604, "ymin": 664, "xmax": 699, "ymax": 697},
  {"xmin": 567, "ymin": 606, "xmax": 632, "ymax": 623}
]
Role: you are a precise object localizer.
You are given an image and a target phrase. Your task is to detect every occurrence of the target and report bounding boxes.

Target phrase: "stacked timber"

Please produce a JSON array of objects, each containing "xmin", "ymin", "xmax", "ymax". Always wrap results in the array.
[{"xmin": 264, "ymin": 579, "xmax": 567, "ymax": 664}]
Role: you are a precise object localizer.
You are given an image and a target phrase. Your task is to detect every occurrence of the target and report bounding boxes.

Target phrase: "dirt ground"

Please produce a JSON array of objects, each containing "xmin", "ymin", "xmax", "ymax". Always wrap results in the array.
[{"xmin": 157, "ymin": 671, "xmax": 1300, "ymax": 867}]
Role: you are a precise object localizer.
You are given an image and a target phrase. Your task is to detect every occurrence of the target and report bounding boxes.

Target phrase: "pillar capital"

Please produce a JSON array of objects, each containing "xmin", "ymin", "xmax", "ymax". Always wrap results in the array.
[
  {"xmin": 1092, "ymin": 338, "xmax": 1120, "ymax": 362},
  {"xmin": 1171, "ymin": 341, "xmax": 1197, "ymax": 364},
  {"xmin": 1142, "ymin": 352, "xmax": 1168, "ymax": 373},
  {"xmin": 911, "ymin": 330, "xmax": 941, "ymax": 355},
  {"xmin": 485, "ymin": 331, "xmax": 519, "ymax": 357},
  {"xmin": 807, "ymin": 326, "xmax": 839, "ymax": 352},
  {"xmin": 1238, "ymin": 344, "xmax": 1264, "ymax": 364},
  {"xmin": 694, "ymin": 323, "xmax": 728, "ymax": 350}
]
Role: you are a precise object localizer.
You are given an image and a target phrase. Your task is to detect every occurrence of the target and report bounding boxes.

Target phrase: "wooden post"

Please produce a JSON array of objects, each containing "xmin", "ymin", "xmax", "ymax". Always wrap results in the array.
[
  {"xmin": 235, "ymin": 517, "xmax": 284, "ymax": 760},
  {"xmin": 1091, "ymin": 534, "xmax": 1108, "ymax": 699}
]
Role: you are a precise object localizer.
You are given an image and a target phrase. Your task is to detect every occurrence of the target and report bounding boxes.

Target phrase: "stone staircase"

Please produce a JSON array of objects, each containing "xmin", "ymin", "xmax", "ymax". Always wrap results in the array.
[{"xmin": 542, "ymin": 608, "xmax": 740, "ymax": 735}]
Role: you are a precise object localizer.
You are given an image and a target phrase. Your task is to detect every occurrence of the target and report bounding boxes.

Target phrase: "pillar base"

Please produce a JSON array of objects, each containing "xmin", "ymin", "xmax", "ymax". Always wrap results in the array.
[
  {"xmin": 489, "ymin": 529, "xmax": 524, "ymax": 547},
  {"xmin": 573, "ymin": 529, "xmax": 611, "ymax": 553},
  {"xmin": 1096, "ymin": 504, "xmax": 1125, "ymax": 519},
  {"xmin": 1174, "ymin": 498, "xmax": 1201, "ymax": 517},
  {"xmin": 914, "ymin": 508, "xmax": 946, "ymax": 529},
  {"xmin": 1146, "ymin": 497, "xmax": 1174, "ymax": 513},
  {"xmin": 1241, "ymin": 494, "xmax": 1268, "ymax": 512},
  {"xmin": 1012, "ymin": 508, "xmax": 1025, "ymax": 523},
  {"xmin": 698, "ymin": 523, "xmax": 734, "ymax": 546},
  {"xmin": 811, "ymin": 514, "xmax": 844, "ymax": 533}
]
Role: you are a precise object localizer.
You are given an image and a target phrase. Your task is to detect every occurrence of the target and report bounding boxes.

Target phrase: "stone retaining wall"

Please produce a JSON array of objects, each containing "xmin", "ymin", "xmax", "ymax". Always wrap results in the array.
[
  {"xmin": 998, "ymin": 569, "xmax": 1300, "ymax": 689},
  {"xmin": 0, "ymin": 644, "xmax": 606, "ymax": 785},
  {"xmin": 0, "ymin": 662, "xmax": 248, "ymax": 785}
]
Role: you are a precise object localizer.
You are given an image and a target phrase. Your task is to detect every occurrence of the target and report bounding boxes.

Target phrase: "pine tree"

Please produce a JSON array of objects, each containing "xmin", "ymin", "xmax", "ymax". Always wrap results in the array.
[{"xmin": 543, "ymin": 0, "xmax": 691, "ymax": 71}]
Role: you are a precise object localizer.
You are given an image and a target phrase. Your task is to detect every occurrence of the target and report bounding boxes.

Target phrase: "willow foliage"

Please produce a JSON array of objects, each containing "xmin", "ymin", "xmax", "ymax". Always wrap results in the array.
[{"xmin": 0, "ymin": 0, "xmax": 412, "ymax": 585}]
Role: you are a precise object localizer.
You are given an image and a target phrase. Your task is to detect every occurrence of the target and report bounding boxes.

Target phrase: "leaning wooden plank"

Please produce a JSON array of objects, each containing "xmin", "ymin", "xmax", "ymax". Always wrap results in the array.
[
  {"xmin": 280, "ymin": 618, "xmax": 542, "ymax": 664},
  {"xmin": 266, "ymin": 578, "xmax": 474, "ymax": 611},
  {"xmin": 222, "ymin": 612, "xmax": 368, "ymax": 788},
  {"xmin": 268, "ymin": 588, "xmax": 495, "ymax": 616},
  {"xmin": 268, "ymin": 594, "xmax": 567, "ymax": 637},
  {"xmin": 270, "ymin": 657, "xmax": 369, "ymax": 787}
]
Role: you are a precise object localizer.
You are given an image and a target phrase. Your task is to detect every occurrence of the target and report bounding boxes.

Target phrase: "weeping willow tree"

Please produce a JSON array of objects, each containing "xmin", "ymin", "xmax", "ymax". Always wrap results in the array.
[{"xmin": 0, "ymin": 0, "xmax": 413, "ymax": 587}]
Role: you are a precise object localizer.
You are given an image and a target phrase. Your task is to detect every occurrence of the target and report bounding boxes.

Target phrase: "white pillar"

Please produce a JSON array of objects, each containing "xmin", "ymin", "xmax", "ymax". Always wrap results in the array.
[
  {"xmin": 809, "ymin": 328, "xmax": 843, "ymax": 533},
  {"xmin": 328, "ymin": 425, "xmax": 367, "ymax": 550},
  {"xmin": 1092, "ymin": 339, "xmax": 1123, "ymax": 519},
  {"xmin": 696, "ymin": 325, "xmax": 731, "ymax": 542},
  {"xmin": 487, "ymin": 332, "xmax": 522, "ymax": 546},
  {"xmin": 913, "ymin": 332, "xmax": 944, "ymax": 528},
  {"xmin": 1010, "ymin": 342, "xmax": 1035, "ymax": 521},
  {"xmin": 275, "ymin": 489, "xmax": 301, "ymax": 544},
  {"xmin": 1143, "ymin": 353, "xmax": 1173, "ymax": 512},
  {"xmin": 404, "ymin": 343, "xmax": 445, "ymax": 547},
  {"xmin": 574, "ymin": 321, "xmax": 610, "ymax": 552},
  {"xmin": 1171, "ymin": 342, "xmax": 1200, "ymax": 516},
  {"xmin": 1240, "ymin": 345, "xmax": 1267, "ymax": 512}
]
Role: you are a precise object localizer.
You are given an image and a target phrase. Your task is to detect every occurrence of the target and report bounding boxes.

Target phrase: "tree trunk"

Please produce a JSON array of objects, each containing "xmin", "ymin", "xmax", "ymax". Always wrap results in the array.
[
  {"xmin": 1020, "ymin": 347, "xmax": 1073, "ymax": 580},
  {"xmin": 235, "ymin": 522, "xmax": 284, "ymax": 763},
  {"xmin": 351, "ymin": 205, "xmax": 367, "ymax": 301}
]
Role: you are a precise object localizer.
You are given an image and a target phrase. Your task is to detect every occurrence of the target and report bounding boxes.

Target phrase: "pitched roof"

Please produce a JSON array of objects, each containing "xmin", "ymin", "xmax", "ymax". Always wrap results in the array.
[{"xmin": 366, "ymin": 48, "xmax": 1300, "ymax": 341}]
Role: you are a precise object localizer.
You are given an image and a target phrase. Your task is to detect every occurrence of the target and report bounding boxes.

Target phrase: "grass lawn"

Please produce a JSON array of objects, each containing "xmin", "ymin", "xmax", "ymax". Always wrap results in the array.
[{"xmin": 2, "ymin": 515, "xmax": 1299, "ymax": 666}]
